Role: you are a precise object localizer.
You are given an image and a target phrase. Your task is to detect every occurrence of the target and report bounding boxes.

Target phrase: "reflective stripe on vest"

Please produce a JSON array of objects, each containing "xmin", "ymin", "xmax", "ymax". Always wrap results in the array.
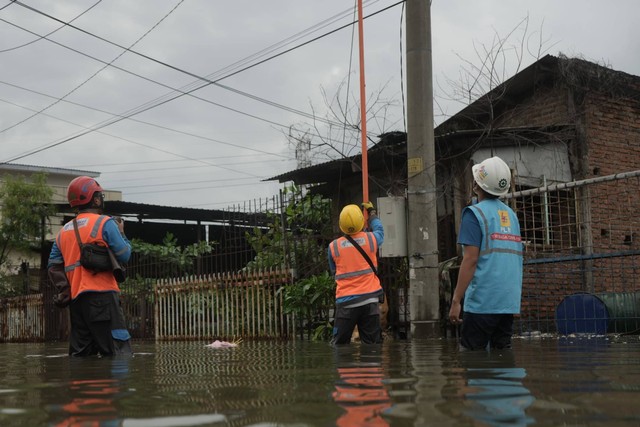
[{"xmin": 330, "ymin": 232, "xmax": 381, "ymax": 299}]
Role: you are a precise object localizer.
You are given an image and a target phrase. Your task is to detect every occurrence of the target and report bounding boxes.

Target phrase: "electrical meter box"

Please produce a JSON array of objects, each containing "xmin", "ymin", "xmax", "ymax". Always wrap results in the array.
[{"xmin": 376, "ymin": 196, "xmax": 407, "ymax": 257}]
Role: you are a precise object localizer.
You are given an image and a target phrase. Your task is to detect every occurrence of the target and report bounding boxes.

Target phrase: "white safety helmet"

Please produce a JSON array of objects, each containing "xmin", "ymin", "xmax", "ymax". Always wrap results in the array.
[{"xmin": 472, "ymin": 156, "xmax": 512, "ymax": 196}]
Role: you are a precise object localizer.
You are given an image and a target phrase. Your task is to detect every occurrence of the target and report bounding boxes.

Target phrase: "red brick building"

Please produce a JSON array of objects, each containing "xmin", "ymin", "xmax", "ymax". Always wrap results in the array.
[
  {"xmin": 270, "ymin": 55, "xmax": 640, "ymax": 333},
  {"xmin": 438, "ymin": 54, "xmax": 640, "ymax": 333}
]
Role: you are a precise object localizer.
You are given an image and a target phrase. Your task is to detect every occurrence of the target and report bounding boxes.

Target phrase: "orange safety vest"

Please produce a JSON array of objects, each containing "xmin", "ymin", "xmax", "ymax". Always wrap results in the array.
[
  {"xmin": 56, "ymin": 213, "xmax": 120, "ymax": 299},
  {"xmin": 333, "ymin": 366, "xmax": 391, "ymax": 427},
  {"xmin": 329, "ymin": 231, "xmax": 381, "ymax": 299}
]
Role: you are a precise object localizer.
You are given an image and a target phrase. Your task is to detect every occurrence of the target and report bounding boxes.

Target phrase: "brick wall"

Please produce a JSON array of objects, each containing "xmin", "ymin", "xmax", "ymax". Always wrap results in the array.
[
  {"xmin": 495, "ymin": 85, "xmax": 570, "ymax": 128},
  {"xmin": 502, "ymin": 77, "xmax": 640, "ymax": 333}
]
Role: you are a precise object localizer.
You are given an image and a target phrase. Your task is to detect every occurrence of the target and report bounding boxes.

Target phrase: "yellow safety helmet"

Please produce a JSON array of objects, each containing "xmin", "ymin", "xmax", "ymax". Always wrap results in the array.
[{"xmin": 339, "ymin": 204, "xmax": 365, "ymax": 235}]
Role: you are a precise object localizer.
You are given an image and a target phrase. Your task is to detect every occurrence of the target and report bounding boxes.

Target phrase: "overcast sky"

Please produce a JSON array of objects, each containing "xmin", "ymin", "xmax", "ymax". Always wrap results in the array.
[{"xmin": 1, "ymin": 0, "xmax": 639, "ymax": 209}]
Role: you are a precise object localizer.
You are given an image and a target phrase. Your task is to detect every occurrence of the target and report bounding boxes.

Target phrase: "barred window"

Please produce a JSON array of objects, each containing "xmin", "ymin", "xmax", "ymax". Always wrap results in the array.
[{"xmin": 511, "ymin": 186, "xmax": 579, "ymax": 254}]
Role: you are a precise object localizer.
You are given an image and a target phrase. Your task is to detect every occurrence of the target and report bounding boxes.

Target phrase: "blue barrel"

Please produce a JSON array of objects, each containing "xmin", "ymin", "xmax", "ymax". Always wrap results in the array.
[{"xmin": 555, "ymin": 293, "xmax": 609, "ymax": 335}]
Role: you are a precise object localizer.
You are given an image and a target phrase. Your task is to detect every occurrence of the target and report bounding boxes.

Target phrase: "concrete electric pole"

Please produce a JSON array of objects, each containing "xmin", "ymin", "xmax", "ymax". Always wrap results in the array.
[{"xmin": 406, "ymin": 0, "xmax": 440, "ymax": 338}]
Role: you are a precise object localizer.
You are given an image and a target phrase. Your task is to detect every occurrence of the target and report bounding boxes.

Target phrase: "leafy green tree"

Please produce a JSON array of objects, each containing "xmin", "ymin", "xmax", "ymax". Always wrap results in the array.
[
  {"xmin": 124, "ymin": 233, "xmax": 215, "ymax": 296},
  {"xmin": 0, "ymin": 173, "xmax": 54, "ymax": 297},
  {"xmin": 246, "ymin": 185, "xmax": 336, "ymax": 340},
  {"xmin": 0, "ymin": 173, "xmax": 54, "ymax": 270},
  {"xmin": 245, "ymin": 184, "xmax": 333, "ymax": 276},
  {"xmin": 130, "ymin": 232, "xmax": 214, "ymax": 276}
]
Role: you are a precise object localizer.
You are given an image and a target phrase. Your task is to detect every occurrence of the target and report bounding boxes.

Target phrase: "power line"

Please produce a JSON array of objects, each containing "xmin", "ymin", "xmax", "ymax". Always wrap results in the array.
[
  {"xmin": 6, "ymin": 0, "xmax": 371, "ymax": 130},
  {"xmin": 115, "ymin": 176, "xmax": 258, "ymax": 190},
  {"xmin": 0, "ymin": 96, "xmax": 263, "ymax": 178},
  {"xmin": 0, "ymin": 80, "xmax": 294, "ymax": 159},
  {"xmin": 0, "ymin": 0, "xmax": 102, "ymax": 53},
  {"xmin": 0, "ymin": 78, "xmax": 355, "ymax": 163},
  {"xmin": 124, "ymin": 180, "xmax": 274, "ymax": 196},
  {"xmin": 101, "ymin": 159, "xmax": 290, "ymax": 184},
  {"xmin": 1, "ymin": 1, "xmax": 403, "ymax": 163},
  {"xmin": 70, "ymin": 153, "xmax": 288, "ymax": 169},
  {"xmin": 0, "ymin": 0, "xmax": 184, "ymax": 135}
]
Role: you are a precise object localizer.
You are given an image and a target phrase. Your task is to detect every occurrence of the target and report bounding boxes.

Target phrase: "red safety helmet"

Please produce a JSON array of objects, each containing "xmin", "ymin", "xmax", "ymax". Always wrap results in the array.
[{"xmin": 67, "ymin": 176, "xmax": 103, "ymax": 207}]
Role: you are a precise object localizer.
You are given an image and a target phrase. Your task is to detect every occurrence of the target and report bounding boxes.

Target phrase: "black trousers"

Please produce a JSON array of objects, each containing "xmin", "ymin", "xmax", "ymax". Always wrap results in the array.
[
  {"xmin": 69, "ymin": 291, "xmax": 132, "ymax": 357},
  {"xmin": 332, "ymin": 302, "xmax": 382, "ymax": 345},
  {"xmin": 460, "ymin": 312, "xmax": 514, "ymax": 351}
]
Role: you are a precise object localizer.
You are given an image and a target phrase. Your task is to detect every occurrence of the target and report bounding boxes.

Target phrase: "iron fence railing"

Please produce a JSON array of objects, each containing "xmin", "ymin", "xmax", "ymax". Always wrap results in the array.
[
  {"xmin": 0, "ymin": 294, "xmax": 44, "ymax": 342},
  {"xmin": 154, "ymin": 268, "xmax": 294, "ymax": 341}
]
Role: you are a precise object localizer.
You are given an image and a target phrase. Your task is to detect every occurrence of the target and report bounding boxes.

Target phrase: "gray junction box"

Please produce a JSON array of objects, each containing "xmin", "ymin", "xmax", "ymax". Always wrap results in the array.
[{"xmin": 376, "ymin": 196, "xmax": 407, "ymax": 258}]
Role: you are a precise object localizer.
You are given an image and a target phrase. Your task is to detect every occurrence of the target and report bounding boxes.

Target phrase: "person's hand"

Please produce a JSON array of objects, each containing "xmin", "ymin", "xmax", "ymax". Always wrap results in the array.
[
  {"xmin": 361, "ymin": 201, "xmax": 375, "ymax": 213},
  {"xmin": 449, "ymin": 300, "xmax": 462, "ymax": 325},
  {"xmin": 53, "ymin": 291, "xmax": 70, "ymax": 308}
]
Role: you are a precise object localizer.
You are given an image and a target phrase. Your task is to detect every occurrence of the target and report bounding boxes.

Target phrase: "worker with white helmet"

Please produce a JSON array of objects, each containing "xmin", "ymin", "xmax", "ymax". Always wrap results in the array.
[
  {"xmin": 449, "ymin": 156, "xmax": 524, "ymax": 351},
  {"xmin": 328, "ymin": 202, "xmax": 384, "ymax": 344}
]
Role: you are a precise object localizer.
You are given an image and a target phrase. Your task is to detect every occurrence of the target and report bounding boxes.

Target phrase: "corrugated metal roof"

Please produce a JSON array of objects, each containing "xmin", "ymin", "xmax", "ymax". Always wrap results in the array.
[{"xmin": 54, "ymin": 200, "xmax": 267, "ymax": 224}]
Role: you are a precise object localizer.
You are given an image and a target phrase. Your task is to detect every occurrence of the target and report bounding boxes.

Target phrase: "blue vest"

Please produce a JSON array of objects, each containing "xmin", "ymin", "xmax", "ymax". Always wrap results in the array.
[{"xmin": 463, "ymin": 199, "xmax": 523, "ymax": 314}]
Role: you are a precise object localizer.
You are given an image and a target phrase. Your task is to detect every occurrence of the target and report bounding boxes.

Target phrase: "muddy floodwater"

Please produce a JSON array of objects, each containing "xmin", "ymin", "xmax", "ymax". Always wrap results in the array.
[{"xmin": 0, "ymin": 336, "xmax": 638, "ymax": 426}]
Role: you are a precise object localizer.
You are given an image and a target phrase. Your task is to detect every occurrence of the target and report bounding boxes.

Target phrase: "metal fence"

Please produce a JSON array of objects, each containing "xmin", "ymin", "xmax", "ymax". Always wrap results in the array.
[
  {"xmin": 509, "ymin": 170, "xmax": 640, "ymax": 334},
  {"xmin": 0, "ymin": 294, "xmax": 44, "ymax": 342},
  {"xmin": 154, "ymin": 268, "xmax": 294, "ymax": 341}
]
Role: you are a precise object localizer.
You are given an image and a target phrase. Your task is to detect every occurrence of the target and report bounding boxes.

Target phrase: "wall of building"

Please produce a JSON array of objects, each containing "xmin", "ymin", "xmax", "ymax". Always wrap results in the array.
[
  {"xmin": 584, "ymin": 88, "xmax": 640, "ymax": 295},
  {"xmin": 495, "ymin": 85, "xmax": 571, "ymax": 128}
]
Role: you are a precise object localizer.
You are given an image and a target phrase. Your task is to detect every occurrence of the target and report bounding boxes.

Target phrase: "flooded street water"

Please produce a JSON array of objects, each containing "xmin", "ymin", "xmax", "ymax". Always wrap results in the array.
[{"xmin": 0, "ymin": 336, "xmax": 639, "ymax": 426}]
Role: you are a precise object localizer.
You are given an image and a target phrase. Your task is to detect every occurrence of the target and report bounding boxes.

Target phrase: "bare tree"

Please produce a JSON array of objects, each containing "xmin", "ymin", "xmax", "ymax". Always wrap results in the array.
[{"xmin": 285, "ymin": 74, "xmax": 402, "ymax": 165}]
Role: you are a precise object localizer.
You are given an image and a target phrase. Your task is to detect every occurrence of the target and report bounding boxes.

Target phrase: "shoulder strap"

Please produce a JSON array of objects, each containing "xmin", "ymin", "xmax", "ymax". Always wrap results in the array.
[
  {"xmin": 344, "ymin": 234, "xmax": 378, "ymax": 276},
  {"xmin": 72, "ymin": 218, "xmax": 84, "ymax": 250}
]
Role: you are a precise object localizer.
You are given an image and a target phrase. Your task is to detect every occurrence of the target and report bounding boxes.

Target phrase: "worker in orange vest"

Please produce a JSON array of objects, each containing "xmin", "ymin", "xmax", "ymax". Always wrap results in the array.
[
  {"xmin": 48, "ymin": 176, "xmax": 132, "ymax": 356},
  {"xmin": 328, "ymin": 202, "xmax": 384, "ymax": 344}
]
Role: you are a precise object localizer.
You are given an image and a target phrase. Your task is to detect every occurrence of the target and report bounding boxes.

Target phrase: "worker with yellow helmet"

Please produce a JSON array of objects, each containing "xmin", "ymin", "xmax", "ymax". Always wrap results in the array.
[{"xmin": 328, "ymin": 202, "xmax": 384, "ymax": 344}]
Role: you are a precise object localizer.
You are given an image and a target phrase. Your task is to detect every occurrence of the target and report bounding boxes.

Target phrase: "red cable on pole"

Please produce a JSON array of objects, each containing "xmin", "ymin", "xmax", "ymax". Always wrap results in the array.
[{"xmin": 357, "ymin": 0, "xmax": 369, "ymax": 206}]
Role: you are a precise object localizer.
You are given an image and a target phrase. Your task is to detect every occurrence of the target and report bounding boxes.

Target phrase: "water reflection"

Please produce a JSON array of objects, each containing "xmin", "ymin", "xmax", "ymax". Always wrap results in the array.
[
  {"xmin": 51, "ymin": 356, "xmax": 131, "ymax": 426},
  {"xmin": 0, "ymin": 340, "xmax": 639, "ymax": 426},
  {"xmin": 332, "ymin": 345, "xmax": 392, "ymax": 427},
  {"xmin": 444, "ymin": 350, "xmax": 535, "ymax": 427}
]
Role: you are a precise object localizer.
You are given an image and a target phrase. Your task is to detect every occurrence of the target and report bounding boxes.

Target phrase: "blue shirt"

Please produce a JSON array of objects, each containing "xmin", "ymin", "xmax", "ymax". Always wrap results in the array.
[{"xmin": 458, "ymin": 209, "xmax": 482, "ymax": 248}]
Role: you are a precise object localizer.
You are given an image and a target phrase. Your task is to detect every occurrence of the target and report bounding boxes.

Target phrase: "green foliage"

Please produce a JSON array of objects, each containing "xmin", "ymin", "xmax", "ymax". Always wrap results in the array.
[
  {"xmin": 131, "ymin": 233, "xmax": 213, "ymax": 267},
  {"xmin": 279, "ymin": 271, "xmax": 335, "ymax": 341},
  {"xmin": 123, "ymin": 233, "xmax": 215, "ymax": 296},
  {"xmin": 0, "ymin": 173, "xmax": 54, "ymax": 270},
  {"xmin": 119, "ymin": 274, "xmax": 155, "ymax": 298},
  {"xmin": 245, "ymin": 184, "xmax": 332, "ymax": 275}
]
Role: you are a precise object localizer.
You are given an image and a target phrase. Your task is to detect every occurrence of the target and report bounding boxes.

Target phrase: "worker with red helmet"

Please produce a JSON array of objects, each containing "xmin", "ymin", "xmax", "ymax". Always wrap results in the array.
[
  {"xmin": 328, "ymin": 202, "xmax": 384, "ymax": 344},
  {"xmin": 48, "ymin": 176, "xmax": 132, "ymax": 356}
]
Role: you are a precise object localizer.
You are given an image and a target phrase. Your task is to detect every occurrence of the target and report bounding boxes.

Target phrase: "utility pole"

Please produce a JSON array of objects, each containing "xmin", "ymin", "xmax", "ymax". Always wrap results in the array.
[{"xmin": 406, "ymin": 0, "xmax": 440, "ymax": 338}]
